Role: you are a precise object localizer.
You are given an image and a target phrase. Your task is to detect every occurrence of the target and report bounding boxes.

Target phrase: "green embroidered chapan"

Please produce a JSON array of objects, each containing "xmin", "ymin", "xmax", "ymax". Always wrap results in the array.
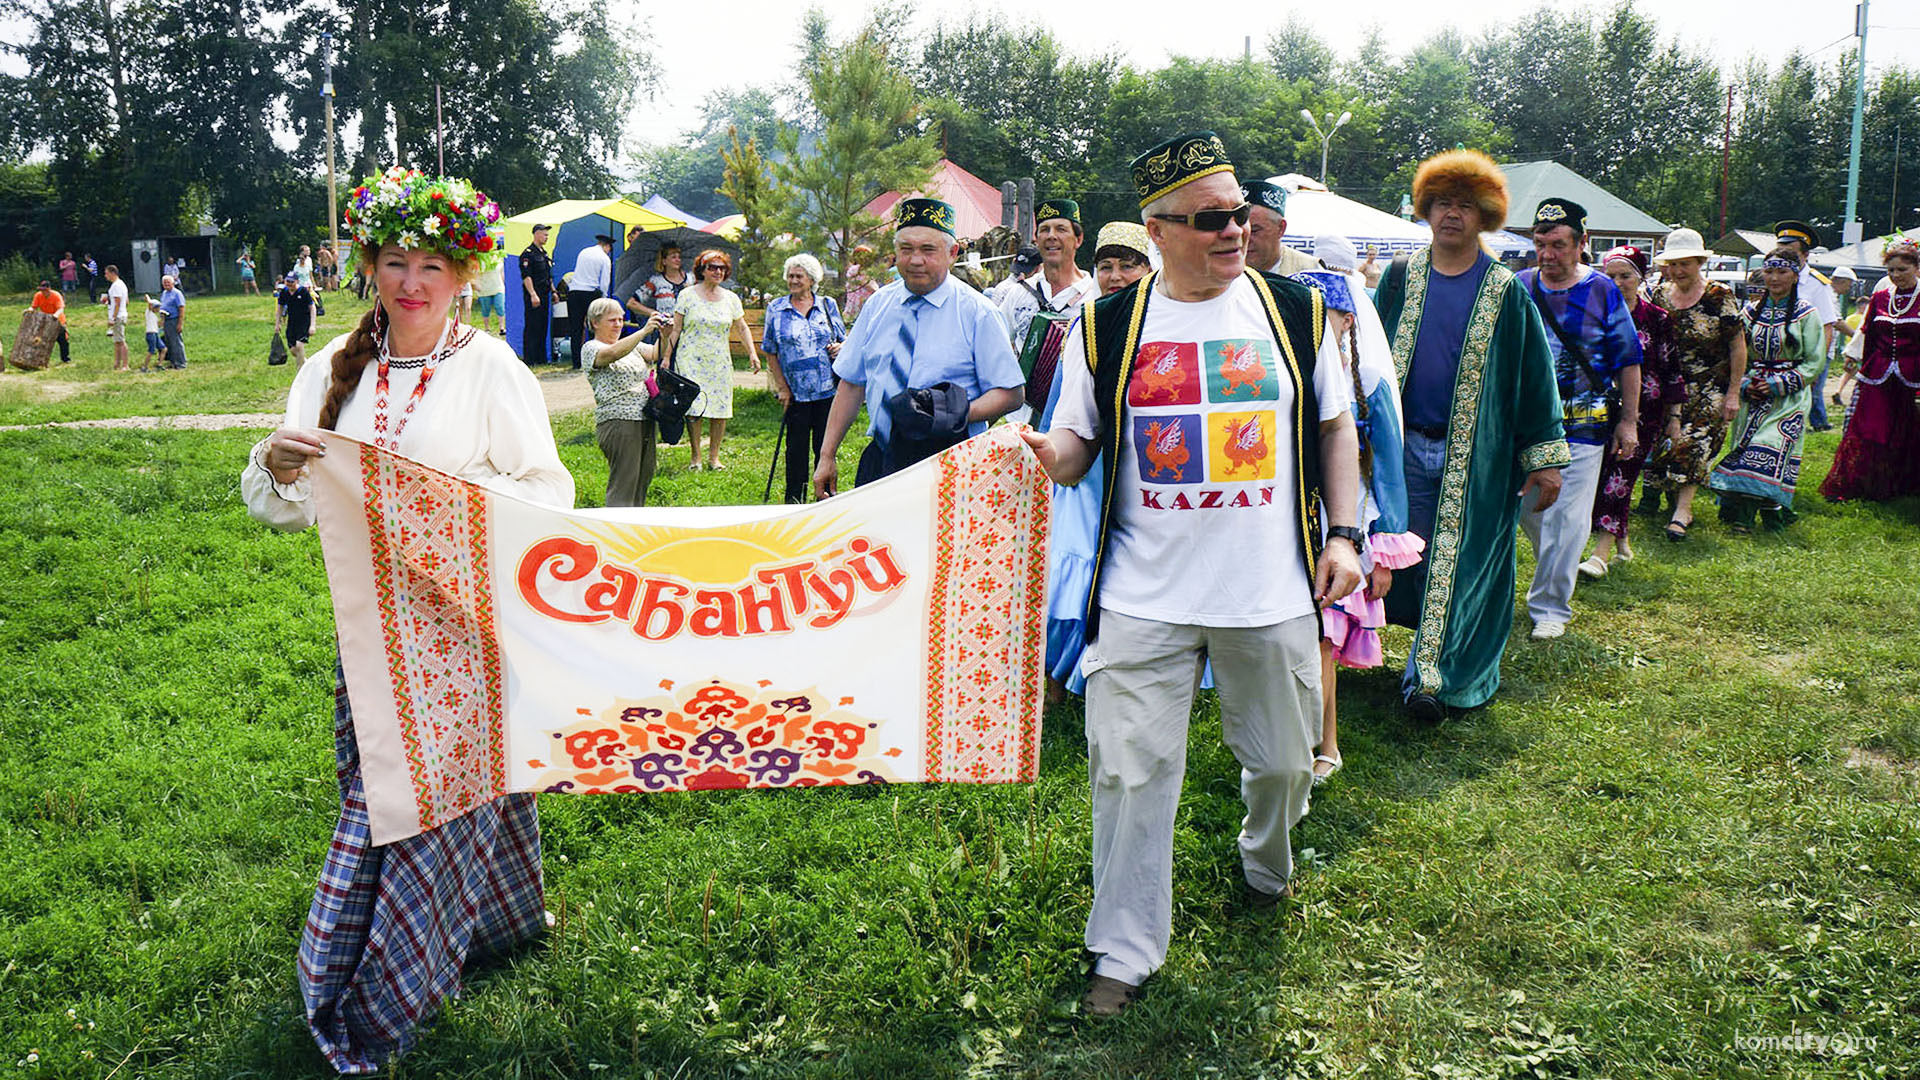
[{"xmin": 1377, "ymin": 250, "xmax": 1569, "ymax": 708}]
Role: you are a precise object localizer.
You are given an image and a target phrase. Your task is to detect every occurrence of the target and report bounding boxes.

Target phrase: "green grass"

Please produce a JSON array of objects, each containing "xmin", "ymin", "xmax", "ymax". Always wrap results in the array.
[{"xmin": 1, "ymin": 390, "xmax": 1917, "ymax": 1077}]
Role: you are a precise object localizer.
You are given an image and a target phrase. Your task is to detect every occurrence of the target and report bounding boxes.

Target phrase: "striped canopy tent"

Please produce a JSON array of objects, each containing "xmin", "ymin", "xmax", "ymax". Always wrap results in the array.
[
  {"xmin": 641, "ymin": 194, "xmax": 710, "ymax": 231},
  {"xmin": 863, "ymin": 159, "xmax": 1006, "ymax": 241},
  {"xmin": 498, "ymin": 197, "xmax": 682, "ymax": 360},
  {"xmin": 703, "ymin": 214, "xmax": 746, "ymax": 240}
]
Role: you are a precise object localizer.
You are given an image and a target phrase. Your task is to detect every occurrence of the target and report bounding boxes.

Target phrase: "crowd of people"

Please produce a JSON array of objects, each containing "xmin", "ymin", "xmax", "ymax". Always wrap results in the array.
[{"xmin": 223, "ymin": 144, "xmax": 1918, "ymax": 1072}]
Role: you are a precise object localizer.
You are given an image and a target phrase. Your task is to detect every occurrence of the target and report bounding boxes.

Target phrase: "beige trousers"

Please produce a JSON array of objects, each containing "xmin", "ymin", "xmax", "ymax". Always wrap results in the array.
[{"xmin": 1082, "ymin": 609, "xmax": 1321, "ymax": 986}]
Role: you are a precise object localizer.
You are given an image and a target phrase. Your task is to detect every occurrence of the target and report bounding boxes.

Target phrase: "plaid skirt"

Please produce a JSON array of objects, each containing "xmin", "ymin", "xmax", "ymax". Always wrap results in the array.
[{"xmin": 298, "ymin": 670, "xmax": 545, "ymax": 1074}]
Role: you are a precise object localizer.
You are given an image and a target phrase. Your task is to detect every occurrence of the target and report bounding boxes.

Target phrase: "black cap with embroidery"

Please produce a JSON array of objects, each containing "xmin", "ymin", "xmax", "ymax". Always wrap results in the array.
[
  {"xmin": 1131, "ymin": 131, "xmax": 1234, "ymax": 207},
  {"xmin": 1242, "ymin": 179, "xmax": 1287, "ymax": 216},
  {"xmin": 1532, "ymin": 198, "xmax": 1588, "ymax": 234},
  {"xmin": 1035, "ymin": 199, "xmax": 1080, "ymax": 227},
  {"xmin": 896, "ymin": 197, "xmax": 958, "ymax": 236}
]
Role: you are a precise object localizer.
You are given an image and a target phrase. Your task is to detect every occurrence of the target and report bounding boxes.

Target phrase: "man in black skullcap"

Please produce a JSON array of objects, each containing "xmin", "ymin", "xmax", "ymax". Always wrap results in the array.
[
  {"xmin": 519, "ymin": 224, "xmax": 555, "ymax": 365},
  {"xmin": 813, "ymin": 198, "xmax": 1024, "ymax": 495},
  {"xmin": 998, "ymin": 198, "xmax": 1098, "ymax": 351},
  {"xmin": 1021, "ymin": 131, "xmax": 1363, "ymax": 1017},
  {"xmin": 1518, "ymin": 197, "xmax": 1642, "ymax": 640},
  {"xmin": 1242, "ymin": 179, "xmax": 1319, "ymax": 276}
]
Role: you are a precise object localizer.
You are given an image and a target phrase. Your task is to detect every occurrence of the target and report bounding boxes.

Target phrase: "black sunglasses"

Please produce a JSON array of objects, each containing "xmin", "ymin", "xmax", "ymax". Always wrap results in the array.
[{"xmin": 1150, "ymin": 202, "xmax": 1252, "ymax": 233}]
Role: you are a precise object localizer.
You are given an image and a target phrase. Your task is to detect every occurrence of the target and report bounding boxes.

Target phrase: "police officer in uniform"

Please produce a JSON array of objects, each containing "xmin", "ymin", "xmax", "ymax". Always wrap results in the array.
[{"xmin": 520, "ymin": 223, "xmax": 555, "ymax": 365}]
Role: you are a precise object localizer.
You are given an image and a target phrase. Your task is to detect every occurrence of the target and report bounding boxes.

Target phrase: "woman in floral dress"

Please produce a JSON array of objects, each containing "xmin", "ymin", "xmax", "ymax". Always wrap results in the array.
[
  {"xmin": 1641, "ymin": 228, "xmax": 1748, "ymax": 541},
  {"xmin": 668, "ymin": 249, "xmax": 761, "ymax": 470},
  {"xmin": 1582, "ymin": 246, "xmax": 1682, "ymax": 572}
]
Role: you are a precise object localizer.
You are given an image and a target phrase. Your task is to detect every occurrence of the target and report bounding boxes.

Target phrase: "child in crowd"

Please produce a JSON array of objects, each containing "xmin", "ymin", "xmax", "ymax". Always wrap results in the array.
[{"xmin": 142, "ymin": 297, "xmax": 162, "ymax": 372}]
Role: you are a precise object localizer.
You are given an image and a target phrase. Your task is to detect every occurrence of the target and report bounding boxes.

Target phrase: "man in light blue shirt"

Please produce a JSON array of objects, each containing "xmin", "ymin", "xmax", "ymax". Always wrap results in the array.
[
  {"xmin": 148, "ymin": 274, "xmax": 188, "ymax": 369},
  {"xmin": 813, "ymin": 198, "xmax": 1023, "ymax": 495}
]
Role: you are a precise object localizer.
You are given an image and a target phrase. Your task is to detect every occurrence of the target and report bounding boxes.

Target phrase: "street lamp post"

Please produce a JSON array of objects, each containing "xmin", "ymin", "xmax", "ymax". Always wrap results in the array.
[{"xmin": 1301, "ymin": 109, "xmax": 1352, "ymax": 184}]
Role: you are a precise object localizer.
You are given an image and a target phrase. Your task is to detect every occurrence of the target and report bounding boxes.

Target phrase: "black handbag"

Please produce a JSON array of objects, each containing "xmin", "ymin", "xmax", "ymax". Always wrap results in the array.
[
  {"xmin": 643, "ymin": 363, "xmax": 702, "ymax": 445},
  {"xmin": 268, "ymin": 332, "xmax": 289, "ymax": 366}
]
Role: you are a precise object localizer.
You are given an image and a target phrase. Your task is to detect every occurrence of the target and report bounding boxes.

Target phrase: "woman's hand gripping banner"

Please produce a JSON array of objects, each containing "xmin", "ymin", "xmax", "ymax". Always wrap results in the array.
[{"xmin": 310, "ymin": 426, "xmax": 1050, "ymax": 844}]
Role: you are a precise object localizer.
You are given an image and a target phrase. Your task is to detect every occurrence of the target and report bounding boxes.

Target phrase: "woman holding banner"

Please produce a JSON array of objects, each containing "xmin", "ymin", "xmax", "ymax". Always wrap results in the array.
[{"xmin": 240, "ymin": 167, "xmax": 573, "ymax": 1074}]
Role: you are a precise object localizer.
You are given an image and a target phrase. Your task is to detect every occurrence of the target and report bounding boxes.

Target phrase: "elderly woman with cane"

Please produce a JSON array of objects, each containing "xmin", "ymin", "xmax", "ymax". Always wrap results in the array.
[
  {"xmin": 761, "ymin": 253, "xmax": 844, "ymax": 502},
  {"xmin": 241, "ymin": 167, "xmax": 572, "ymax": 1074}
]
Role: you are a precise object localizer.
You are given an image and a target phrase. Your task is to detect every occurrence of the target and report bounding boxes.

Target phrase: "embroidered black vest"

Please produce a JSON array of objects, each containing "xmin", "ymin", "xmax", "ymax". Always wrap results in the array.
[{"xmin": 1076, "ymin": 269, "xmax": 1327, "ymax": 641}]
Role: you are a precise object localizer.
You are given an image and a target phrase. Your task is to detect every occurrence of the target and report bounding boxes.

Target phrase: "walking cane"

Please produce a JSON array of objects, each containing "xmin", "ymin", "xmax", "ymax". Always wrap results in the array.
[{"xmin": 762, "ymin": 401, "xmax": 788, "ymax": 504}]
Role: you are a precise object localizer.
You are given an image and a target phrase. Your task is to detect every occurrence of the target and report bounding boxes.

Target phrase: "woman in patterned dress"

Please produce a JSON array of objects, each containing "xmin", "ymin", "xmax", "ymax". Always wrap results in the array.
[
  {"xmin": 1641, "ymin": 228, "xmax": 1748, "ymax": 541},
  {"xmin": 241, "ymin": 170, "xmax": 572, "ymax": 1074},
  {"xmin": 1708, "ymin": 247, "xmax": 1826, "ymax": 534},
  {"xmin": 668, "ymin": 249, "xmax": 761, "ymax": 471},
  {"xmin": 1820, "ymin": 237, "xmax": 1920, "ymax": 502},
  {"xmin": 1581, "ymin": 246, "xmax": 1682, "ymax": 572}
]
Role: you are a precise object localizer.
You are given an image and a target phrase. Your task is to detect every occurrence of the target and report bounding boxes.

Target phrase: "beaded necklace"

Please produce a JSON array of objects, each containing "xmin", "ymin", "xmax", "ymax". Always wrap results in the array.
[{"xmin": 372, "ymin": 319, "xmax": 476, "ymax": 449}]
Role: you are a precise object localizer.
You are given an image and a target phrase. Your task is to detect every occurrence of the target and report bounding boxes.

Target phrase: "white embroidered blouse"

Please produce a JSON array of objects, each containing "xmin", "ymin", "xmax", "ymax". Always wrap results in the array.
[{"xmin": 241, "ymin": 326, "xmax": 575, "ymax": 532}]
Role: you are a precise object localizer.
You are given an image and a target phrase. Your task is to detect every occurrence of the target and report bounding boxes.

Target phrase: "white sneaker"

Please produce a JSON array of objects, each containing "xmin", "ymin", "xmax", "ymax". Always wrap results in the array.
[
  {"xmin": 1576, "ymin": 555, "xmax": 1608, "ymax": 579},
  {"xmin": 1530, "ymin": 620, "xmax": 1568, "ymax": 641}
]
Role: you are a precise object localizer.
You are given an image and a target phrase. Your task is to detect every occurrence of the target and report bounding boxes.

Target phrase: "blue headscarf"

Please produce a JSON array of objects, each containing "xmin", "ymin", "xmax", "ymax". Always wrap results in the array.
[{"xmin": 1291, "ymin": 270, "xmax": 1355, "ymax": 314}]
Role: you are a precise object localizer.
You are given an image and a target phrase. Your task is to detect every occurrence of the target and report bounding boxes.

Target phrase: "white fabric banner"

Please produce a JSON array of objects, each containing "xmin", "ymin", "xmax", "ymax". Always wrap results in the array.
[{"xmin": 309, "ymin": 427, "xmax": 1050, "ymax": 844}]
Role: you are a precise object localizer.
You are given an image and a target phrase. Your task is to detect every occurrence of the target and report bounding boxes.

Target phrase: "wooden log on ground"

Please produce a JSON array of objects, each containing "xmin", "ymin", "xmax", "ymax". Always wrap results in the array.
[{"xmin": 10, "ymin": 310, "xmax": 60, "ymax": 371}]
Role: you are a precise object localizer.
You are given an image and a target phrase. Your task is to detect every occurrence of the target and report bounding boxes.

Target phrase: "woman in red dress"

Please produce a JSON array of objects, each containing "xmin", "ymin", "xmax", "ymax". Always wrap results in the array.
[{"xmin": 1821, "ymin": 238, "xmax": 1920, "ymax": 502}]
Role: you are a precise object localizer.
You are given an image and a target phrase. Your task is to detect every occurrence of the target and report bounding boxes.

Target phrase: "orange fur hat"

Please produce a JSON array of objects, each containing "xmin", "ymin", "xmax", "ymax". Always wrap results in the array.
[{"xmin": 1412, "ymin": 150, "xmax": 1508, "ymax": 231}]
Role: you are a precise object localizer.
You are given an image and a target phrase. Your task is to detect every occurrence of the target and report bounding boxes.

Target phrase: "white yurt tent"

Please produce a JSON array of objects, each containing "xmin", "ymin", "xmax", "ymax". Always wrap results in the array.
[{"xmin": 1263, "ymin": 174, "xmax": 1433, "ymax": 259}]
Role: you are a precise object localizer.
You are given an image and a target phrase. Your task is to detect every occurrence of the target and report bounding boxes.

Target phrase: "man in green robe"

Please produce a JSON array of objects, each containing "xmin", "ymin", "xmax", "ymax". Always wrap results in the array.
[{"xmin": 1375, "ymin": 150, "xmax": 1569, "ymax": 720}]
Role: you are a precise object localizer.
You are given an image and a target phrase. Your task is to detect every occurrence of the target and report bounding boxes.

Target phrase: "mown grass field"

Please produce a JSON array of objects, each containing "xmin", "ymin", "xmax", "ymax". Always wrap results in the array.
[{"xmin": 1, "ymin": 288, "xmax": 1916, "ymax": 1078}]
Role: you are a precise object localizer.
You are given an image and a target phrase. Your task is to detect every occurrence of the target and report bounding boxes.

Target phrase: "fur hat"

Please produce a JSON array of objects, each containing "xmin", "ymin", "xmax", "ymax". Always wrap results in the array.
[{"xmin": 1411, "ymin": 149, "xmax": 1508, "ymax": 232}]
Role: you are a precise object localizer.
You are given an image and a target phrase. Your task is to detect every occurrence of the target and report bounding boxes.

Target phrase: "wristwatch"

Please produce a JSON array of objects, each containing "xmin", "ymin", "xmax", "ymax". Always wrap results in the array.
[{"xmin": 1326, "ymin": 526, "xmax": 1366, "ymax": 552}]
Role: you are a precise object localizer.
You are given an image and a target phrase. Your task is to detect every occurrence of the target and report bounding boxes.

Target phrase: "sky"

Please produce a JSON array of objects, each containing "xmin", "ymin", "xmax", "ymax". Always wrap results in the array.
[{"xmin": 624, "ymin": 0, "xmax": 1920, "ymax": 148}]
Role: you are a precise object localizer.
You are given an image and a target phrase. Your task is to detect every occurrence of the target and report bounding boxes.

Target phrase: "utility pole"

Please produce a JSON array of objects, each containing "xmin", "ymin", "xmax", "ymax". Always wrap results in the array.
[
  {"xmin": 1720, "ymin": 84, "xmax": 1733, "ymax": 239},
  {"xmin": 1891, "ymin": 126, "xmax": 1902, "ymax": 233},
  {"xmin": 322, "ymin": 31, "xmax": 339, "ymax": 275},
  {"xmin": 1843, "ymin": 0, "xmax": 1869, "ymax": 246}
]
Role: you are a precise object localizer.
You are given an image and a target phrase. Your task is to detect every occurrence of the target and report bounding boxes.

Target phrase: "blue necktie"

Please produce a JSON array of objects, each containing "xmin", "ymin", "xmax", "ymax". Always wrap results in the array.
[{"xmin": 892, "ymin": 295, "xmax": 925, "ymax": 396}]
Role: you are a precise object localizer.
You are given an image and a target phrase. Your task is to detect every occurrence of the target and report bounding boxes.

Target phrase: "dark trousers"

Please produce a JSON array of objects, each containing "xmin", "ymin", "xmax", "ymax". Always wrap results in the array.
[
  {"xmin": 567, "ymin": 288, "xmax": 603, "ymax": 368},
  {"xmin": 163, "ymin": 318, "xmax": 185, "ymax": 368},
  {"xmin": 521, "ymin": 298, "xmax": 550, "ymax": 365},
  {"xmin": 55, "ymin": 325, "xmax": 70, "ymax": 364},
  {"xmin": 596, "ymin": 417, "xmax": 659, "ymax": 507},
  {"xmin": 782, "ymin": 398, "xmax": 834, "ymax": 503}
]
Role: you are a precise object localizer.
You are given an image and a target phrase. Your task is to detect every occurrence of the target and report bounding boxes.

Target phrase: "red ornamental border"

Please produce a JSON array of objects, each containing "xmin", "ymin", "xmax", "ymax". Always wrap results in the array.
[
  {"xmin": 923, "ymin": 439, "xmax": 1046, "ymax": 784},
  {"xmin": 361, "ymin": 445, "xmax": 507, "ymax": 831}
]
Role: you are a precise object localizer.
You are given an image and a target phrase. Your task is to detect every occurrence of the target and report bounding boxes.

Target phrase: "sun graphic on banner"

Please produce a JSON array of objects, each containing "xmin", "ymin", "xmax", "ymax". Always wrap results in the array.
[{"xmin": 577, "ymin": 513, "xmax": 860, "ymax": 583}]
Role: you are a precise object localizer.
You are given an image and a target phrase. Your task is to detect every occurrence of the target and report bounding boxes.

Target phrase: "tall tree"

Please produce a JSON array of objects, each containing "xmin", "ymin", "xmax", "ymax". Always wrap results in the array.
[
  {"xmin": 718, "ymin": 125, "xmax": 785, "ymax": 300},
  {"xmin": 914, "ymin": 13, "xmax": 1120, "ymax": 199},
  {"xmin": 631, "ymin": 89, "xmax": 784, "ymax": 221},
  {"xmin": 772, "ymin": 17, "xmax": 938, "ymax": 277},
  {"xmin": 1267, "ymin": 14, "xmax": 1335, "ymax": 85}
]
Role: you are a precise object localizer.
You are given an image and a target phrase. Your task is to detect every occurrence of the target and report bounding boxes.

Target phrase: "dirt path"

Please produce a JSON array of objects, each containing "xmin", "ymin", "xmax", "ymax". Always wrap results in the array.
[{"xmin": 0, "ymin": 368, "xmax": 772, "ymax": 432}]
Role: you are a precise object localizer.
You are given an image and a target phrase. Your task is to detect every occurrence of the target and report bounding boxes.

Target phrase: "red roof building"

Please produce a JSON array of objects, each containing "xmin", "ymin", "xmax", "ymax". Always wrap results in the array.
[{"xmin": 862, "ymin": 159, "xmax": 1006, "ymax": 240}]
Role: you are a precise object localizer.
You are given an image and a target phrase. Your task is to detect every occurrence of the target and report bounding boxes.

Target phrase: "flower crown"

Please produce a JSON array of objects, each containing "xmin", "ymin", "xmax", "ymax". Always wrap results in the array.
[{"xmin": 344, "ymin": 167, "xmax": 505, "ymax": 271}]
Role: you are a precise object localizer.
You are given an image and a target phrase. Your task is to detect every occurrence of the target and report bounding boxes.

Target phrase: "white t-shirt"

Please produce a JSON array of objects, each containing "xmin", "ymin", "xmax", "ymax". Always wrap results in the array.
[
  {"xmin": 106, "ymin": 279, "xmax": 129, "ymax": 321},
  {"xmin": 143, "ymin": 304, "xmax": 160, "ymax": 334},
  {"xmin": 1053, "ymin": 275, "xmax": 1351, "ymax": 627}
]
